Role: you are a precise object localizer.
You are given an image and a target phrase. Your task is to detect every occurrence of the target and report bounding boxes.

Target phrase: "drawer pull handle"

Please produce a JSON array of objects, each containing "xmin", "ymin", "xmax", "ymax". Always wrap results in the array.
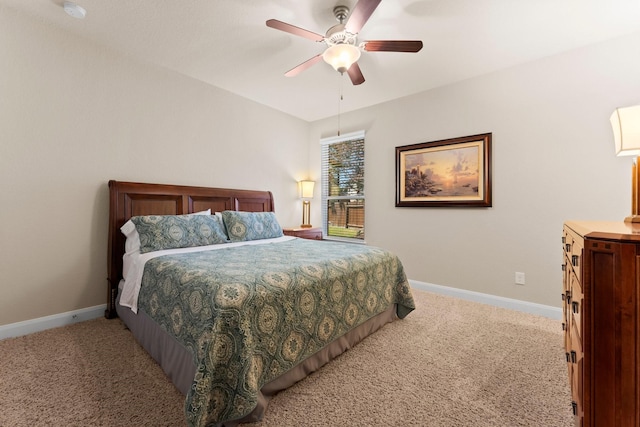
[
  {"xmin": 572, "ymin": 301, "xmax": 579, "ymax": 314},
  {"xmin": 566, "ymin": 291, "xmax": 571, "ymax": 304},
  {"xmin": 566, "ymin": 243, "xmax": 571, "ymax": 252},
  {"xmin": 561, "ymin": 293, "xmax": 566, "ymax": 301},
  {"xmin": 562, "ymin": 263, "xmax": 566, "ymax": 271},
  {"xmin": 562, "ymin": 322, "xmax": 566, "ymax": 331},
  {"xmin": 566, "ymin": 352, "xmax": 570, "ymax": 362},
  {"xmin": 570, "ymin": 350, "xmax": 577, "ymax": 363},
  {"xmin": 572, "ymin": 255, "xmax": 579, "ymax": 267},
  {"xmin": 571, "ymin": 401, "xmax": 577, "ymax": 415},
  {"xmin": 562, "ymin": 236, "xmax": 566, "ymax": 244}
]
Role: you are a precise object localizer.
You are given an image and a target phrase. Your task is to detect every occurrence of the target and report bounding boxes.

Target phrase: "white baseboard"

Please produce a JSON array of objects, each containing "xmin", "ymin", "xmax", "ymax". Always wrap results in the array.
[
  {"xmin": 0, "ymin": 304, "xmax": 107, "ymax": 341},
  {"xmin": 410, "ymin": 280, "xmax": 562, "ymax": 320},
  {"xmin": 0, "ymin": 282, "xmax": 560, "ymax": 340}
]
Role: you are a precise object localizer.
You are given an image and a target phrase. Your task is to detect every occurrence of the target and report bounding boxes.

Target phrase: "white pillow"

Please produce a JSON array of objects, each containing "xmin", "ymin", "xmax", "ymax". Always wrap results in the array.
[{"xmin": 121, "ymin": 209, "xmax": 211, "ymax": 254}]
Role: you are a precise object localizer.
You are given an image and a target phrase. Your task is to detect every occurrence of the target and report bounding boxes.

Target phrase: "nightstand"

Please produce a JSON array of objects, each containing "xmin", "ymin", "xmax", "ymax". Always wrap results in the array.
[{"xmin": 282, "ymin": 227, "xmax": 323, "ymax": 240}]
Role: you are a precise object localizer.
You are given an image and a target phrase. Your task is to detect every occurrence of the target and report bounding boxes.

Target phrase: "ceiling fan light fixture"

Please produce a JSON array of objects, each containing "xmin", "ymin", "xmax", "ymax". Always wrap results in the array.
[{"xmin": 322, "ymin": 44, "xmax": 361, "ymax": 73}]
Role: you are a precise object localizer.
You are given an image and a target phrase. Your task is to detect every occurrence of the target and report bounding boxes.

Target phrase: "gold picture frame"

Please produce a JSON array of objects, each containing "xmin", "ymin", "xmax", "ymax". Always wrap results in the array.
[{"xmin": 396, "ymin": 133, "xmax": 492, "ymax": 207}]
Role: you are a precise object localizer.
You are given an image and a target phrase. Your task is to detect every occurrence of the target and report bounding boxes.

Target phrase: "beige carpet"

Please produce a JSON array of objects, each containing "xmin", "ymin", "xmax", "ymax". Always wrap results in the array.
[{"xmin": 0, "ymin": 289, "xmax": 573, "ymax": 426}]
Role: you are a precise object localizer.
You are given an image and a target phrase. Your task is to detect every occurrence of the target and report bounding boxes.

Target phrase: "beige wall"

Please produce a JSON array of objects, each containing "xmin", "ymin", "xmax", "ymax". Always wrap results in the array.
[
  {"xmin": 0, "ymin": 6, "xmax": 310, "ymax": 326},
  {"xmin": 310, "ymin": 31, "xmax": 640, "ymax": 307},
  {"xmin": 3, "ymin": 3, "xmax": 639, "ymax": 327}
]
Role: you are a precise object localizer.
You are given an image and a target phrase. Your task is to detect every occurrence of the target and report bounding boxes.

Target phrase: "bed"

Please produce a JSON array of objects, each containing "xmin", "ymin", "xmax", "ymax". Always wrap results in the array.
[{"xmin": 106, "ymin": 180, "xmax": 415, "ymax": 427}]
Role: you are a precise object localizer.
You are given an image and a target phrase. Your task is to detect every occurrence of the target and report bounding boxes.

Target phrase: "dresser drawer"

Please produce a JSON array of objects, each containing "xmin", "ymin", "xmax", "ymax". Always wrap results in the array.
[
  {"xmin": 571, "ymin": 342, "xmax": 584, "ymax": 426},
  {"xmin": 562, "ymin": 255, "xmax": 571, "ymax": 353},
  {"xmin": 569, "ymin": 330, "xmax": 583, "ymax": 424},
  {"xmin": 569, "ymin": 272, "xmax": 582, "ymax": 344},
  {"xmin": 563, "ymin": 226, "xmax": 583, "ymax": 282}
]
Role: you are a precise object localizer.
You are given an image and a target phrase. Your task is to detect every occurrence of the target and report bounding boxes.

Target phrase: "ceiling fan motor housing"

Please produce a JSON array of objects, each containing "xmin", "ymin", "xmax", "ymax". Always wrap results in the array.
[{"xmin": 325, "ymin": 24, "xmax": 358, "ymax": 47}]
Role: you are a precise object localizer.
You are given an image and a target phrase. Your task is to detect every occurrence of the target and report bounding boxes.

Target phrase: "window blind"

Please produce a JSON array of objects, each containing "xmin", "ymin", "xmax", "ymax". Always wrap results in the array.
[{"xmin": 320, "ymin": 131, "xmax": 365, "ymax": 242}]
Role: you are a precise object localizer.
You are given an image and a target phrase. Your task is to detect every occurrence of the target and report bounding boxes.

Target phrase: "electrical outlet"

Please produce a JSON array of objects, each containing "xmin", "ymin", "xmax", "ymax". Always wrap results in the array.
[{"xmin": 515, "ymin": 272, "xmax": 525, "ymax": 285}]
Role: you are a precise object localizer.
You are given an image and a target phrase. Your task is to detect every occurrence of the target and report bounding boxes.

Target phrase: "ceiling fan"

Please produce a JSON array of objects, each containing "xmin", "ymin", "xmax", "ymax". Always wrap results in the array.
[{"xmin": 266, "ymin": 0, "xmax": 423, "ymax": 85}]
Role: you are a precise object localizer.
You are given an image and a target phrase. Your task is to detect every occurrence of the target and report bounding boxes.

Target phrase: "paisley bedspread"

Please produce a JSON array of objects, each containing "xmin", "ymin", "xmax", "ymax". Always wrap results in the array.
[{"xmin": 137, "ymin": 238, "xmax": 415, "ymax": 427}]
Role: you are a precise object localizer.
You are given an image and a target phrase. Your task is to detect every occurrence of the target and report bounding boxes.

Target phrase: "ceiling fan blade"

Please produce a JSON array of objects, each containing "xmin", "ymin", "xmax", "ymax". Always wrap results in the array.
[
  {"xmin": 347, "ymin": 62, "xmax": 365, "ymax": 85},
  {"xmin": 284, "ymin": 54, "xmax": 324, "ymax": 77},
  {"xmin": 345, "ymin": 0, "xmax": 382, "ymax": 34},
  {"xmin": 363, "ymin": 40, "xmax": 423, "ymax": 52},
  {"xmin": 266, "ymin": 19, "xmax": 325, "ymax": 42}
]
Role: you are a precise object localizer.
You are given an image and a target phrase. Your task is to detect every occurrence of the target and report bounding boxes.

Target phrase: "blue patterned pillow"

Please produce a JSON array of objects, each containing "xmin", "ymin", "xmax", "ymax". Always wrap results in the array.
[
  {"xmin": 131, "ymin": 214, "xmax": 229, "ymax": 253},
  {"xmin": 221, "ymin": 211, "xmax": 283, "ymax": 242}
]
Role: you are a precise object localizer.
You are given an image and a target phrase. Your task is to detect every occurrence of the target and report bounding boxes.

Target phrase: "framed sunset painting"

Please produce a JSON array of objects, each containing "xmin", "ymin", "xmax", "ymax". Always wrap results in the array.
[{"xmin": 395, "ymin": 133, "xmax": 492, "ymax": 207}]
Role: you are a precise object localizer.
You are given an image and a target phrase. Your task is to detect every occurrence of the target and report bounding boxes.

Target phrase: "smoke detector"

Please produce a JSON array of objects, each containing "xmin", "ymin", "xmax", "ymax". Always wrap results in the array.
[{"xmin": 63, "ymin": 2, "xmax": 86, "ymax": 19}]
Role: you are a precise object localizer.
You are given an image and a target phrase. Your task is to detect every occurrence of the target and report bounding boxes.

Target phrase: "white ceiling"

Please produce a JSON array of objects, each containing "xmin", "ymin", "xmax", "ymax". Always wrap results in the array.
[{"xmin": 4, "ymin": 0, "xmax": 640, "ymax": 122}]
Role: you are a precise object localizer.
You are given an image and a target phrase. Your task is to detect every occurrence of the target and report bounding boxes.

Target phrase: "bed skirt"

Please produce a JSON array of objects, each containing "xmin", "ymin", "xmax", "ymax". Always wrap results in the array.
[{"xmin": 116, "ymin": 287, "xmax": 397, "ymax": 425}]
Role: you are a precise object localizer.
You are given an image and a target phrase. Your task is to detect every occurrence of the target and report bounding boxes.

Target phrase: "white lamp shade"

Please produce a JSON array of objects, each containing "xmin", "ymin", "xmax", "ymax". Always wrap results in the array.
[
  {"xmin": 322, "ymin": 44, "xmax": 361, "ymax": 73},
  {"xmin": 299, "ymin": 180, "xmax": 315, "ymax": 199},
  {"xmin": 611, "ymin": 105, "xmax": 640, "ymax": 157}
]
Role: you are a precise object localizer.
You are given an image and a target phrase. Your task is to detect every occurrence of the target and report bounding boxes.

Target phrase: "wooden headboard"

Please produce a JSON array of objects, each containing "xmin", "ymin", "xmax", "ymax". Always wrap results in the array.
[{"xmin": 106, "ymin": 180, "xmax": 275, "ymax": 318}]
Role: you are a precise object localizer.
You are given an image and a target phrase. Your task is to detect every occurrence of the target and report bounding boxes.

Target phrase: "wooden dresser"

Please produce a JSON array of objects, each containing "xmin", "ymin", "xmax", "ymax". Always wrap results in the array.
[{"xmin": 562, "ymin": 221, "xmax": 640, "ymax": 427}]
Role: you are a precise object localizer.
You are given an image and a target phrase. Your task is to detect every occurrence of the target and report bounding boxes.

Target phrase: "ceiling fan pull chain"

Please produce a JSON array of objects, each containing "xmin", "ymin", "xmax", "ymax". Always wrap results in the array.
[{"xmin": 337, "ymin": 75, "xmax": 344, "ymax": 136}]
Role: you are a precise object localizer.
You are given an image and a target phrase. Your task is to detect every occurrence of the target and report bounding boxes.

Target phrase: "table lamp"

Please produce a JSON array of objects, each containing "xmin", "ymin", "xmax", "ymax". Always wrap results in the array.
[
  {"xmin": 299, "ymin": 180, "xmax": 315, "ymax": 228},
  {"xmin": 611, "ymin": 105, "xmax": 640, "ymax": 222}
]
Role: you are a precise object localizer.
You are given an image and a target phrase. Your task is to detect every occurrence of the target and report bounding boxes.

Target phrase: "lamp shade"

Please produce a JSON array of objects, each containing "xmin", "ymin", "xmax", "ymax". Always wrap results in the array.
[
  {"xmin": 299, "ymin": 180, "xmax": 315, "ymax": 199},
  {"xmin": 611, "ymin": 105, "xmax": 640, "ymax": 157},
  {"xmin": 322, "ymin": 44, "xmax": 361, "ymax": 73}
]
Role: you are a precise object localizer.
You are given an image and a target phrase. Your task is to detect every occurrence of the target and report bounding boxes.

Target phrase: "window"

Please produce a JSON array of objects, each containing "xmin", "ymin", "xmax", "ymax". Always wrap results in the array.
[{"xmin": 320, "ymin": 130, "xmax": 365, "ymax": 242}]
